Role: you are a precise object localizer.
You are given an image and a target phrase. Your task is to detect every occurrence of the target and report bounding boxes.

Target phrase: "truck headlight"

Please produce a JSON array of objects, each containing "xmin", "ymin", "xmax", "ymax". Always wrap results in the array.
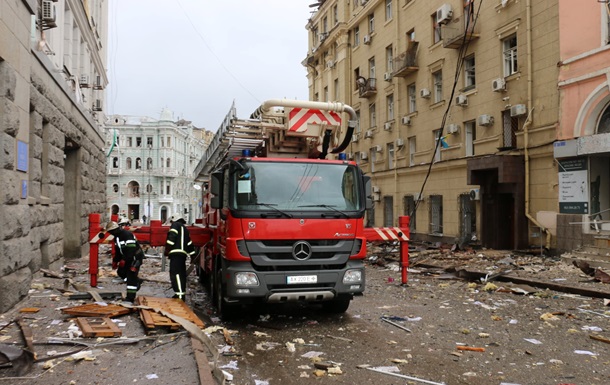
[
  {"xmin": 235, "ymin": 272, "xmax": 259, "ymax": 286},
  {"xmin": 343, "ymin": 269, "xmax": 362, "ymax": 284}
]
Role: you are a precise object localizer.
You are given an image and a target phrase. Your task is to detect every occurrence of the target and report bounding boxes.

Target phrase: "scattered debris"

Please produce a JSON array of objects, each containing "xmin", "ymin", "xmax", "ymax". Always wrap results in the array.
[
  {"xmin": 366, "ymin": 366, "xmax": 446, "ymax": 385},
  {"xmin": 380, "ymin": 317, "xmax": 412, "ymax": 333},
  {"xmin": 456, "ymin": 346, "xmax": 485, "ymax": 352}
]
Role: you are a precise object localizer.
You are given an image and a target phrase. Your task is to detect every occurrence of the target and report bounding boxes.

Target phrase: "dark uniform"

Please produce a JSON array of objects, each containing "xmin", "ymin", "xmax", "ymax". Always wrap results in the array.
[
  {"xmin": 165, "ymin": 215, "xmax": 195, "ymax": 300},
  {"xmin": 106, "ymin": 222, "xmax": 144, "ymax": 302}
]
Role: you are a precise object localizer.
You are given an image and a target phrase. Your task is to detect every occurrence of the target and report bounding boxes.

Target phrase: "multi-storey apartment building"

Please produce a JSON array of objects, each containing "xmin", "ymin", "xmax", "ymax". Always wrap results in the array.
[
  {"xmin": 554, "ymin": 2, "xmax": 610, "ymax": 251},
  {"xmin": 0, "ymin": 0, "xmax": 108, "ymax": 311},
  {"xmin": 105, "ymin": 110, "xmax": 207, "ymax": 225},
  {"xmin": 305, "ymin": 0, "xmax": 559, "ymax": 251}
]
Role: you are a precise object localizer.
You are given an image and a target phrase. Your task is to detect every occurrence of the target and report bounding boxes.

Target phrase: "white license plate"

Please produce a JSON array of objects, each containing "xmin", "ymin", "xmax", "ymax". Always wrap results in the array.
[{"xmin": 286, "ymin": 275, "xmax": 317, "ymax": 284}]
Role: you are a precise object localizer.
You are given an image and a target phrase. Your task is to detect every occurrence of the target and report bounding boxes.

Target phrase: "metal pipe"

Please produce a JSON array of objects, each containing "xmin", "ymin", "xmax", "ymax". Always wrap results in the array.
[{"xmin": 524, "ymin": 0, "xmax": 551, "ymax": 251}]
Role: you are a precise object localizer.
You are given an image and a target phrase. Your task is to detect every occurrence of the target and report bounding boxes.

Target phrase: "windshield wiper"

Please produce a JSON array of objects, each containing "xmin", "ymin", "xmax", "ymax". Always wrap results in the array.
[
  {"xmin": 298, "ymin": 204, "xmax": 350, "ymax": 218},
  {"xmin": 251, "ymin": 203, "xmax": 293, "ymax": 218}
]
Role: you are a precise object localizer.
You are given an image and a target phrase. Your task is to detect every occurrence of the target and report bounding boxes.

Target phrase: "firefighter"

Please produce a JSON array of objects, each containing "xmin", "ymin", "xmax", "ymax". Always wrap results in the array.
[
  {"xmin": 164, "ymin": 214, "xmax": 195, "ymax": 300},
  {"xmin": 104, "ymin": 221, "xmax": 144, "ymax": 302}
]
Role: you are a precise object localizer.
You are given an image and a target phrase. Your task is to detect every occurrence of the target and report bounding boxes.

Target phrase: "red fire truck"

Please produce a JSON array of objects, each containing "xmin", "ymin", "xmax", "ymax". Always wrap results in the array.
[{"xmin": 195, "ymin": 99, "xmax": 372, "ymax": 318}]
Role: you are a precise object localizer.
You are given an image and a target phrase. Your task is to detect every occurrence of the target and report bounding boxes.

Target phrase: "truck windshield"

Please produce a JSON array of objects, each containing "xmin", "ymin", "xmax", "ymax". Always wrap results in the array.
[{"xmin": 231, "ymin": 161, "xmax": 361, "ymax": 212}]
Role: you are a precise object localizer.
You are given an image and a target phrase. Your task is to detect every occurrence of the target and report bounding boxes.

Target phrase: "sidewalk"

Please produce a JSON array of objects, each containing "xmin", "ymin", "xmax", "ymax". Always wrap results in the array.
[{"xmin": 0, "ymin": 253, "xmax": 217, "ymax": 384}]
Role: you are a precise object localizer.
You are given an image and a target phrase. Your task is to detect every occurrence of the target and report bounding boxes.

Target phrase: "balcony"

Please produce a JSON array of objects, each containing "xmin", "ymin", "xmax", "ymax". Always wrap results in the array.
[
  {"xmin": 442, "ymin": 23, "xmax": 480, "ymax": 49},
  {"xmin": 357, "ymin": 77, "xmax": 377, "ymax": 98},
  {"xmin": 392, "ymin": 41, "xmax": 419, "ymax": 77}
]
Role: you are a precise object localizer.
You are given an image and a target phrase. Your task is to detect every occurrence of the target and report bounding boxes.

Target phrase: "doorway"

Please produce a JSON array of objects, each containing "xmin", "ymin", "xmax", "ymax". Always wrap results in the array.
[{"xmin": 63, "ymin": 140, "xmax": 81, "ymax": 259}]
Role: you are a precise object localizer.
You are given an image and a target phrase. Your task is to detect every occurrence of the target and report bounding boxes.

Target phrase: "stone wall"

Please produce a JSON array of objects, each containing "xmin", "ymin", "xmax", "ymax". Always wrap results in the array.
[{"xmin": 0, "ymin": 39, "xmax": 106, "ymax": 312}]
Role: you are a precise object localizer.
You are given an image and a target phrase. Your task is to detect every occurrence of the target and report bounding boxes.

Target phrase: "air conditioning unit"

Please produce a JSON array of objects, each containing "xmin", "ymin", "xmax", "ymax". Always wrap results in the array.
[
  {"xmin": 79, "ymin": 75, "xmax": 90, "ymax": 87},
  {"xmin": 364, "ymin": 129, "xmax": 374, "ymax": 138},
  {"xmin": 478, "ymin": 114, "xmax": 494, "ymax": 126},
  {"xmin": 326, "ymin": 60, "xmax": 335, "ymax": 69},
  {"xmin": 395, "ymin": 138, "xmax": 405, "ymax": 148},
  {"xmin": 420, "ymin": 88, "xmax": 431, "ymax": 98},
  {"xmin": 347, "ymin": 152, "xmax": 354, "ymax": 160},
  {"xmin": 363, "ymin": 34, "xmax": 372, "ymax": 45},
  {"xmin": 401, "ymin": 116, "xmax": 412, "ymax": 125},
  {"xmin": 93, "ymin": 99, "xmax": 103, "ymax": 111},
  {"xmin": 447, "ymin": 124, "xmax": 460, "ymax": 134},
  {"xmin": 436, "ymin": 4, "xmax": 453, "ymax": 24},
  {"xmin": 510, "ymin": 104, "xmax": 527, "ymax": 117},
  {"xmin": 413, "ymin": 193, "xmax": 425, "ymax": 202},
  {"xmin": 373, "ymin": 144, "xmax": 383, "ymax": 153},
  {"xmin": 351, "ymin": 133, "xmax": 360, "ymax": 142},
  {"xmin": 492, "ymin": 77, "xmax": 506, "ymax": 92},
  {"xmin": 360, "ymin": 151, "xmax": 368, "ymax": 160},
  {"xmin": 469, "ymin": 188, "xmax": 481, "ymax": 201},
  {"xmin": 42, "ymin": 0, "xmax": 57, "ymax": 23},
  {"xmin": 383, "ymin": 72, "xmax": 392, "ymax": 81},
  {"xmin": 94, "ymin": 75, "xmax": 103, "ymax": 90},
  {"xmin": 455, "ymin": 94, "xmax": 468, "ymax": 106},
  {"xmin": 383, "ymin": 121, "xmax": 393, "ymax": 131},
  {"xmin": 372, "ymin": 186, "xmax": 381, "ymax": 193}
]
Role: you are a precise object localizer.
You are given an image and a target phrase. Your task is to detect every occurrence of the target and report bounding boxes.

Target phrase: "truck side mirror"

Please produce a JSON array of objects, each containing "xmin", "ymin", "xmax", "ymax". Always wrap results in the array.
[
  {"xmin": 210, "ymin": 171, "xmax": 223, "ymax": 209},
  {"xmin": 363, "ymin": 175, "xmax": 373, "ymax": 210}
]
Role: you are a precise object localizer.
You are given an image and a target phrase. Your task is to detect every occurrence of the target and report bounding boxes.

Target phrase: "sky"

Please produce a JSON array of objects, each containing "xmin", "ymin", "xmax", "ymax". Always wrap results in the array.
[{"xmin": 107, "ymin": 0, "xmax": 315, "ymax": 131}]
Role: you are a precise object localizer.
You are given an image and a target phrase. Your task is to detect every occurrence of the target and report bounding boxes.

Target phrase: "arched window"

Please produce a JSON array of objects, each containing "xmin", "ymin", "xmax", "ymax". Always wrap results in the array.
[
  {"xmin": 598, "ymin": 104, "xmax": 610, "ymax": 134},
  {"xmin": 126, "ymin": 157, "xmax": 132, "ymax": 169},
  {"xmin": 128, "ymin": 181, "xmax": 140, "ymax": 198},
  {"xmin": 112, "ymin": 157, "xmax": 119, "ymax": 168},
  {"xmin": 135, "ymin": 157, "xmax": 142, "ymax": 170},
  {"xmin": 146, "ymin": 184, "xmax": 153, "ymax": 193},
  {"xmin": 166, "ymin": 158, "xmax": 171, "ymax": 168},
  {"xmin": 147, "ymin": 158, "xmax": 153, "ymax": 170},
  {"xmin": 112, "ymin": 184, "xmax": 119, "ymax": 193},
  {"xmin": 160, "ymin": 158, "xmax": 164, "ymax": 168}
]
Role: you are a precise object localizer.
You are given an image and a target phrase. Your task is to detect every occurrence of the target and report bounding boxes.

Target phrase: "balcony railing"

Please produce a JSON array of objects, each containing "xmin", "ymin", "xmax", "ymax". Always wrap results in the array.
[
  {"xmin": 442, "ymin": 22, "xmax": 480, "ymax": 49},
  {"xmin": 357, "ymin": 77, "xmax": 377, "ymax": 98},
  {"xmin": 392, "ymin": 41, "xmax": 419, "ymax": 77}
]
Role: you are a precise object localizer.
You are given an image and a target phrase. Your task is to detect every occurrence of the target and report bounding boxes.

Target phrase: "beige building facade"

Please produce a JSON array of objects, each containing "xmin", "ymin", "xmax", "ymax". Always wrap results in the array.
[{"xmin": 306, "ymin": 0, "xmax": 559, "ymax": 251}]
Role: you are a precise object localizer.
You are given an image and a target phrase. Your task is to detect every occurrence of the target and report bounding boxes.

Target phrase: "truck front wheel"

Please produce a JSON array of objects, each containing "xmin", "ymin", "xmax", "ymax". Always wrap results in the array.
[{"xmin": 213, "ymin": 263, "xmax": 239, "ymax": 320}]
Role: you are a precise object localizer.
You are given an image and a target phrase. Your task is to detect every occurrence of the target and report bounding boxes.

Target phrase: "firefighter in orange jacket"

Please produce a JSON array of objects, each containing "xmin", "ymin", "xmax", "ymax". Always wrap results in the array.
[{"xmin": 164, "ymin": 214, "xmax": 195, "ymax": 300}]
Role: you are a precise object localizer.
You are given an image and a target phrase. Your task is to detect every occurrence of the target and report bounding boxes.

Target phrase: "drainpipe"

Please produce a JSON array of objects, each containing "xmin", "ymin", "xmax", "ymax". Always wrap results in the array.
[{"xmin": 524, "ymin": 0, "xmax": 552, "ymax": 251}]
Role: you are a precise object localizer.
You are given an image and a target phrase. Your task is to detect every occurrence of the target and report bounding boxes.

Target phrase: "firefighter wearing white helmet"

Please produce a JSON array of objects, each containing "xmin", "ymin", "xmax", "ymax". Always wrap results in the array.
[
  {"xmin": 164, "ymin": 213, "xmax": 195, "ymax": 300},
  {"xmin": 105, "ymin": 220, "xmax": 144, "ymax": 302}
]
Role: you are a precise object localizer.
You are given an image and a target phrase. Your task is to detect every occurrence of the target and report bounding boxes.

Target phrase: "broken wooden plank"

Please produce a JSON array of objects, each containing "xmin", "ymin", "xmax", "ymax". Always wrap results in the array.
[
  {"xmin": 76, "ymin": 317, "xmax": 122, "ymax": 337},
  {"xmin": 135, "ymin": 296, "xmax": 204, "ymax": 331},
  {"xmin": 67, "ymin": 291, "xmax": 123, "ymax": 300},
  {"xmin": 61, "ymin": 303, "xmax": 133, "ymax": 318}
]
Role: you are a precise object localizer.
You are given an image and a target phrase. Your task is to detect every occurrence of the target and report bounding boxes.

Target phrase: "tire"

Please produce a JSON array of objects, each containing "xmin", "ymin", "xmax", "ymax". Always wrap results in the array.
[
  {"xmin": 214, "ymin": 262, "xmax": 239, "ymax": 320},
  {"xmin": 321, "ymin": 298, "xmax": 351, "ymax": 313}
]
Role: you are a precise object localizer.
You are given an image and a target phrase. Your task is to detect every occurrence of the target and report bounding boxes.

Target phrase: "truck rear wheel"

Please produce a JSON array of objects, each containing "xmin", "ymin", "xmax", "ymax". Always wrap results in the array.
[{"xmin": 321, "ymin": 298, "xmax": 351, "ymax": 313}]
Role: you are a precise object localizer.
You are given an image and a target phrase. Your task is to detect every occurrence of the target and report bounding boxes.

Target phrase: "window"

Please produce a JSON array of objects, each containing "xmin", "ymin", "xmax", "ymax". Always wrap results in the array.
[
  {"xmin": 334, "ymin": 78, "xmax": 339, "ymax": 101},
  {"xmin": 160, "ymin": 137, "xmax": 164, "ymax": 147},
  {"xmin": 408, "ymin": 136, "xmax": 416, "ymax": 166},
  {"xmin": 112, "ymin": 184, "xmax": 118, "ymax": 193},
  {"xmin": 387, "ymin": 94, "xmax": 394, "ymax": 121},
  {"xmin": 333, "ymin": 5, "xmax": 338, "ymax": 25},
  {"xmin": 167, "ymin": 136, "xmax": 171, "ymax": 147},
  {"xmin": 147, "ymin": 157, "xmax": 153, "ymax": 170},
  {"xmin": 407, "ymin": 83, "xmax": 417, "ymax": 113},
  {"xmin": 464, "ymin": 55, "xmax": 475, "ymax": 89},
  {"xmin": 126, "ymin": 137, "xmax": 132, "ymax": 147},
  {"xmin": 465, "ymin": 120, "xmax": 476, "ymax": 156},
  {"xmin": 432, "ymin": 12, "xmax": 442, "ymax": 43},
  {"xmin": 136, "ymin": 137, "xmax": 142, "ymax": 147},
  {"xmin": 147, "ymin": 137, "xmax": 153, "ymax": 147},
  {"xmin": 429, "ymin": 195, "xmax": 443, "ymax": 234},
  {"xmin": 386, "ymin": 45, "xmax": 393, "ymax": 72},
  {"xmin": 433, "ymin": 129, "xmax": 442, "ymax": 163},
  {"xmin": 370, "ymin": 148, "xmax": 376, "ymax": 173},
  {"xmin": 387, "ymin": 142, "xmax": 395, "ymax": 169},
  {"xmin": 112, "ymin": 157, "xmax": 118, "ymax": 168},
  {"xmin": 433, "ymin": 70, "xmax": 443, "ymax": 103},
  {"xmin": 135, "ymin": 157, "xmax": 142, "ymax": 170},
  {"xmin": 146, "ymin": 184, "xmax": 153, "ymax": 193},
  {"xmin": 369, "ymin": 57, "xmax": 376, "ymax": 79},
  {"xmin": 501, "ymin": 110, "xmax": 518, "ymax": 148},
  {"xmin": 166, "ymin": 183, "xmax": 171, "ymax": 195},
  {"xmin": 322, "ymin": 16, "xmax": 328, "ymax": 33},
  {"xmin": 385, "ymin": 0, "xmax": 393, "ymax": 21},
  {"xmin": 324, "ymin": 86, "xmax": 328, "ymax": 102},
  {"xmin": 403, "ymin": 195, "xmax": 416, "ymax": 232},
  {"xmin": 464, "ymin": 0, "xmax": 475, "ymax": 30},
  {"xmin": 369, "ymin": 103, "xmax": 376, "ymax": 128},
  {"xmin": 126, "ymin": 157, "xmax": 132, "ymax": 169},
  {"xmin": 355, "ymin": 110, "xmax": 361, "ymax": 134},
  {"xmin": 166, "ymin": 158, "xmax": 171, "ymax": 168},
  {"xmin": 383, "ymin": 195, "xmax": 394, "ymax": 227},
  {"xmin": 503, "ymin": 34, "xmax": 518, "ymax": 76},
  {"xmin": 354, "ymin": 26, "xmax": 360, "ymax": 46},
  {"xmin": 368, "ymin": 13, "xmax": 375, "ymax": 34}
]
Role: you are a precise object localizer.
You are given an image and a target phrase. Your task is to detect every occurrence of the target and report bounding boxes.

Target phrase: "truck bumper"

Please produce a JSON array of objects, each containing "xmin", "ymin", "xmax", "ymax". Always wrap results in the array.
[{"xmin": 222, "ymin": 260, "xmax": 365, "ymax": 303}]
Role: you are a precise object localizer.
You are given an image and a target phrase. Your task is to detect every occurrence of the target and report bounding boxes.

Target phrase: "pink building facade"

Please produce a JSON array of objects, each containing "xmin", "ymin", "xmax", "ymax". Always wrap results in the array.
[{"xmin": 556, "ymin": 2, "xmax": 610, "ymax": 246}]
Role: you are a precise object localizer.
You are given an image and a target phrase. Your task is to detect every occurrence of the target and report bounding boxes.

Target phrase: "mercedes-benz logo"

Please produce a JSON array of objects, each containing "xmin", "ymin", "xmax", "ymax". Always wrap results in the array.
[{"xmin": 292, "ymin": 241, "xmax": 312, "ymax": 261}]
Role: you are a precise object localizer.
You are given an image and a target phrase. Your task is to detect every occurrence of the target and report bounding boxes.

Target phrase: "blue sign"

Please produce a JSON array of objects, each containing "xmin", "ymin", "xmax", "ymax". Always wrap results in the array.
[{"xmin": 17, "ymin": 141, "xmax": 28, "ymax": 172}]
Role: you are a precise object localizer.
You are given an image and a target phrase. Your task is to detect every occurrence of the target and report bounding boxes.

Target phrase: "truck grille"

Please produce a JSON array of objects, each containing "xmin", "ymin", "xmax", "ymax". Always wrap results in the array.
[{"xmin": 245, "ymin": 239, "xmax": 354, "ymax": 270}]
